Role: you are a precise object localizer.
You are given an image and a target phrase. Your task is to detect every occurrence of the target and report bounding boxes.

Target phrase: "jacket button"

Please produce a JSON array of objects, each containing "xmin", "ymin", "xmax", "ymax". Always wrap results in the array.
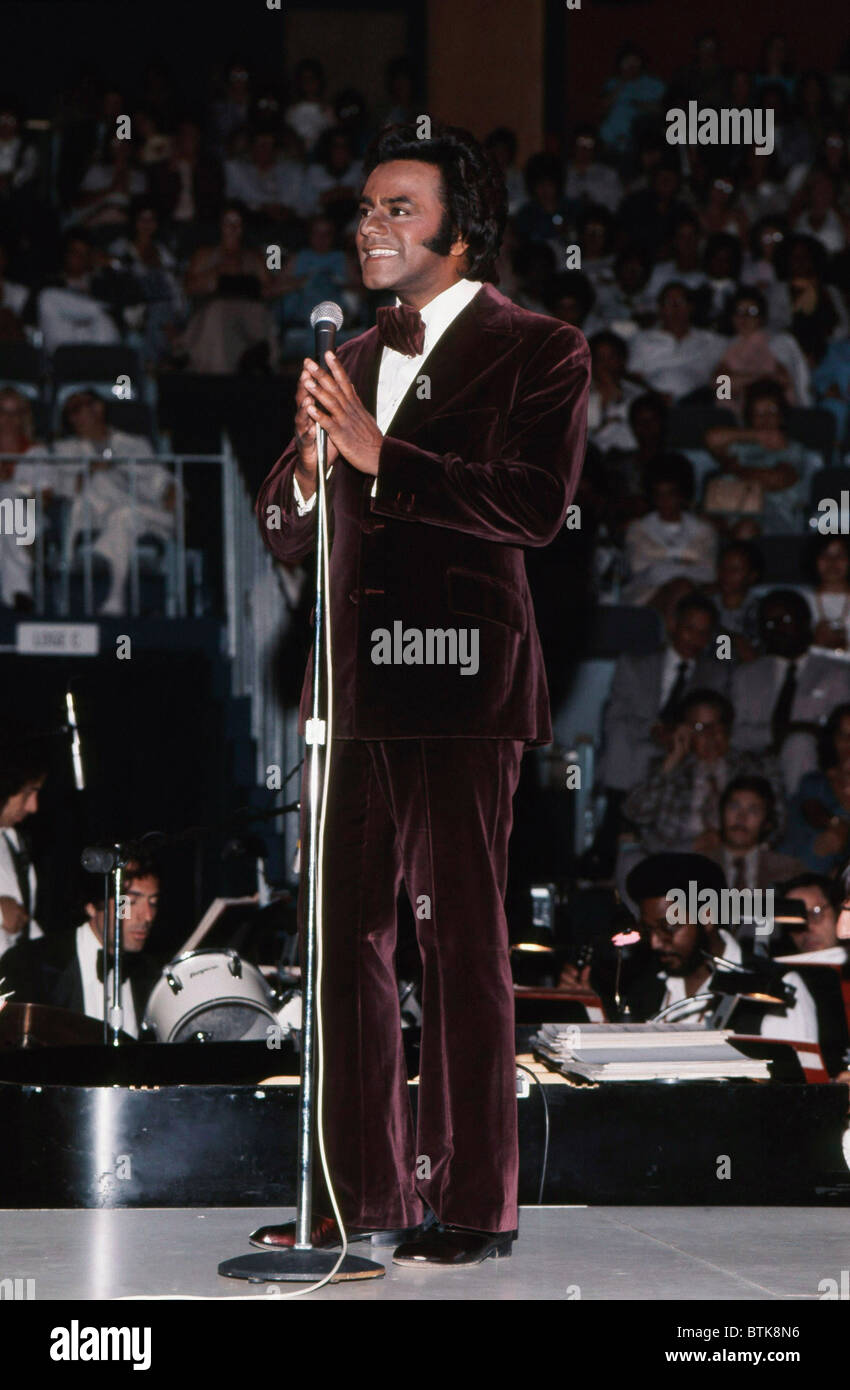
[{"xmin": 349, "ymin": 590, "xmax": 359, "ymax": 604}]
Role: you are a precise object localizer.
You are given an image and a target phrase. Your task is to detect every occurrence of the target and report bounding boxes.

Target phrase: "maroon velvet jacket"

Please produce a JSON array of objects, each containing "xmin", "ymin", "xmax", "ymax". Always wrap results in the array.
[{"xmin": 255, "ymin": 283, "xmax": 590, "ymax": 744}]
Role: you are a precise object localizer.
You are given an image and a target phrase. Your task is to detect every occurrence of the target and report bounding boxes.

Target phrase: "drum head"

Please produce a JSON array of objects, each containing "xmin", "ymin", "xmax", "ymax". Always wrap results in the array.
[{"xmin": 168, "ymin": 999, "xmax": 274, "ymax": 1044}]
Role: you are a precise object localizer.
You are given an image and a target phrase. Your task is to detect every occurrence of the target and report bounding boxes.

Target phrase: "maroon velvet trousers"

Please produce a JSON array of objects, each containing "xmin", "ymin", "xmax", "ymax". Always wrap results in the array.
[{"xmin": 300, "ymin": 736, "xmax": 525, "ymax": 1234}]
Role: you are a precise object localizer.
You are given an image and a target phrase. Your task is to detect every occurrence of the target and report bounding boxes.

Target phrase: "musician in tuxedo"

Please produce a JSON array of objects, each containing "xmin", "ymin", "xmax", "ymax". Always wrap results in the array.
[
  {"xmin": 253, "ymin": 122, "xmax": 590, "ymax": 1267},
  {"xmin": 0, "ymin": 728, "xmax": 50, "ymax": 960},
  {"xmin": 1, "ymin": 854, "xmax": 161, "ymax": 1038}
]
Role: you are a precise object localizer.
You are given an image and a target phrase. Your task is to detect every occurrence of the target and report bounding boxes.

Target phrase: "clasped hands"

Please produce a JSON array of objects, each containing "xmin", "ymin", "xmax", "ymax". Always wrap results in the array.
[{"xmin": 294, "ymin": 351, "xmax": 383, "ymax": 493}]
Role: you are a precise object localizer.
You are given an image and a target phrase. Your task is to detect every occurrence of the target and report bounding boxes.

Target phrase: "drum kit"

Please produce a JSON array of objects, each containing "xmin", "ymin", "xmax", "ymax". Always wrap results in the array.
[{"xmin": 142, "ymin": 947, "xmax": 297, "ymax": 1044}]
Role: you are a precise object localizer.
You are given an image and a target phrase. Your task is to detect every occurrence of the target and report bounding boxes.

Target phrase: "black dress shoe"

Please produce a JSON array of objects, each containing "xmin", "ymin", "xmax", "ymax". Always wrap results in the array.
[
  {"xmin": 249, "ymin": 1215, "xmax": 425, "ymax": 1250},
  {"xmin": 392, "ymin": 1224, "xmax": 516, "ymax": 1268}
]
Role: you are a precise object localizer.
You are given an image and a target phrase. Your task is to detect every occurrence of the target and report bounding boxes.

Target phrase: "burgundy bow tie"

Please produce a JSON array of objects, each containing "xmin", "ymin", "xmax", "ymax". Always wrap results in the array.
[{"xmin": 376, "ymin": 303, "xmax": 426, "ymax": 357}]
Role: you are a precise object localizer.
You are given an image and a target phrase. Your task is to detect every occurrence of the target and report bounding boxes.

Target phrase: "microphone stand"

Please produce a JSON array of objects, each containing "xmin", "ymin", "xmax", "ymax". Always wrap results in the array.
[{"xmin": 219, "ymin": 336, "xmax": 383, "ymax": 1285}]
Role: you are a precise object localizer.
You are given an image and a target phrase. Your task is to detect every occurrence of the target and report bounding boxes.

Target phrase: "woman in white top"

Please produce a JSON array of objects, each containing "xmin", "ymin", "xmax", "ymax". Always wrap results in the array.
[{"xmin": 803, "ymin": 533, "xmax": 850, "ymax": 655}]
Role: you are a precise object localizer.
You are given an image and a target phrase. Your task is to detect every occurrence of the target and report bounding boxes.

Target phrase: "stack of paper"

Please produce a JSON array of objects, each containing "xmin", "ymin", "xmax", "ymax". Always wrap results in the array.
[{"xmin": 533, "ymin": 1023, "xmax": 771, "ymax": 1082}]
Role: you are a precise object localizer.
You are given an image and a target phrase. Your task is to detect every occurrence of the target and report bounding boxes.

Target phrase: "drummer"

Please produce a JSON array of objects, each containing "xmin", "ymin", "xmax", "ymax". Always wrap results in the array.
[{"xmin": 1, "ymin": 850, "xmax": 162, "ymax": 1039}]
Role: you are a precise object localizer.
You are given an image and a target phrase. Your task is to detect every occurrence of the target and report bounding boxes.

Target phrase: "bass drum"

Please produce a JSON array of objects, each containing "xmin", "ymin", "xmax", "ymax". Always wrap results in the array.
[{"xmin": 143, "ymin": 948, "xmax": 278, "ymax": 1043}]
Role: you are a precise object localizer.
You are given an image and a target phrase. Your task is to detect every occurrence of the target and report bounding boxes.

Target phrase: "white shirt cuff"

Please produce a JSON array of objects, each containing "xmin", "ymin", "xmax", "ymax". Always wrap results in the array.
[{"xmin": 292, "ymin": 465, "xmax": 376, "ymax": 511}]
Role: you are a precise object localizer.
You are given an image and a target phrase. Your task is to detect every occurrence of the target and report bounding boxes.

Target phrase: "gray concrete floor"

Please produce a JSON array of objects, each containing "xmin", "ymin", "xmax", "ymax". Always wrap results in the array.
[{"xmin": 1, "ymin": 1206, "xmax": 847, "ymax": 1300}]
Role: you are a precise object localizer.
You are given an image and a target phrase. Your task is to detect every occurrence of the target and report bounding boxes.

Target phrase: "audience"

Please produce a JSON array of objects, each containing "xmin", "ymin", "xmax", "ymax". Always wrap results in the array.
[{"xmin": 622, "ymin": 453, "xmax": 717, "ymax": 603}]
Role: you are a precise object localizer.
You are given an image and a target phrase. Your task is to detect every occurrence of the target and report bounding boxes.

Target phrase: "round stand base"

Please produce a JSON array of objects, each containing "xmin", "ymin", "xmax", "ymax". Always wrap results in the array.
[{"xmin": 218, "ymin": 1249, "xmax": 386, "ymax": 1283}]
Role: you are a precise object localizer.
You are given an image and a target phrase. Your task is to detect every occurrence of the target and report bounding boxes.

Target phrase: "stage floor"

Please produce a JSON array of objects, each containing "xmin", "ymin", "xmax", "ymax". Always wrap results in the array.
[{"xmin": 2, "ymin": 1205, "xmax": 847, "ymax": 1300}]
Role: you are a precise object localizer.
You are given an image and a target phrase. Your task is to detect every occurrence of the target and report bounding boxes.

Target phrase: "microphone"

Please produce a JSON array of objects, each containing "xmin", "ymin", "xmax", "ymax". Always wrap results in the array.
[
  {"xmin": 65, "ymin": 690, "xmax": 85, "ymax": 791},
  {"xmin": 81, "ymin": 846, "xmax": 128, "ymax": 874},
  {"xmin": 310, "ymin": 300, "xmax": 343, "ymax": 370}
]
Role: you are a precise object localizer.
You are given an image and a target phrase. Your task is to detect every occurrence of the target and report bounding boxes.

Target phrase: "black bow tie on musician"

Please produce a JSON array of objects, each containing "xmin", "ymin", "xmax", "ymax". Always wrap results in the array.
[{"xmin": 292, "ymin": 156, "xmax": 472, "ymax": 505}]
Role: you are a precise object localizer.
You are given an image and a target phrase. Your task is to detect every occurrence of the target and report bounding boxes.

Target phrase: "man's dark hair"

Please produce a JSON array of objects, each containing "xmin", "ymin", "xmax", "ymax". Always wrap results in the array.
[
  {"xmin": 362, "ymin": 122, "xmax": 507, "ymax": 282},
  {"xmin": 720, "ymin": 774, "xmax": 777, "ymax": 841},
  {"xmin": 545, "ymin": 269, "xmax": 596, "ymax": 321},
  {"xmin": 818, "ymin": 700, "xmax": 850, "ymax": 770},
  {"xmin": 0, "ymin": 727, "xmax": 51, "ymax": 810},
  {"xmin": 676, "ymin": 687, "xmax": 734, "ymax": 729},
  {"xmin": 628, "ymin": 390, "xmax": 668, "ymax": 430},
  {"xmin": 589, "ymin": 329, "xmax": 628, "ymax": 363},
  {"xmin": 626, "ymin": 851, "xmax": 727, "ymax": 905},
  {"xmin": 757, "ymin": 586, "xmax": 811, "ymax": 635},
  {"xmin": 743, "ymin": 376, "xmax": 788, "ymax": 427},
  {"xmin": 803, "ymin": 531, "xmax": 850, "ymax": 586},
  {"xmin": 778, "ymin": 871, "xmax": 842, "ymax": 910},
  {"xmin": 645, "ymin": 451, "xmax": 695, "ymax": 504},
  {"xmin": 718, "ymin": 538, "xmax": 764, "ymax": 582},
  {"xmin": 673, "ymin": 591, "xmax": 718, "ymax": 627},
  {"xmin": 522, "ymin": 151, "xmax": 564, "ymax": 198},
  {"xmin": 658, "ymin": 279, "xmax": 694, "ymax": 309},
  {"xmin": 82, "ymin": 847, "xmax": 161, "ymax": 913}
]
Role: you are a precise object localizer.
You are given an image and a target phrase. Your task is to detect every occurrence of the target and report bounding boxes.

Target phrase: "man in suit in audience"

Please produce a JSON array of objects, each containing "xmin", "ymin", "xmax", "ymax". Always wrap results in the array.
[
  {"xmin": 731, "ymin": 589, "xmax": 850, "ymax": 796},
  {"xmin": 1, "ymin": 853, "xmax": 162, "ymax": 1037},
  {"xmin": 702, "ymin": 774, "xmax": 803, "ymax": 890}
]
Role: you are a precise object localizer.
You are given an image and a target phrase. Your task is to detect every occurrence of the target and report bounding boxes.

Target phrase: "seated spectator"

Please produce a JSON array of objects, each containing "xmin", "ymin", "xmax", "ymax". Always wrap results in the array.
[
  {"xmin": 284, "ymin": 58, "xmax": 334, "ymax": 156},
  {"xmin": 711, "ymin": 288, "xmax": 796, "ymax": 417},
  {"xmin": 628, "ymin": 281, "xmax": 727, "ymax": 404},
  {"xmin": 812, "ymin": 333, "xmax": 850, "ymax": 446},
  {"xmin": 703, "ymin": 378, "xmax": 809, "ymax": 535},
  {"xmin": 586, "ymin": 331, "xmax": 644, "ymax": 452},
  {"xmin": 564, "ymin": 126, "xmax": 622, "ymax": 213},
  {"xmin": 36, "ymin": 234, "xmax": 121, "ymax": 353},
  {"xmin": 1, "ymin": 851, "xmax": 162, "ymax": 1038},
  {"xmin": 511, "ymin": 238, "xmax": 558, "ymax": 315},
  {"xmin": 224, "ymin": 127, "xmax": 307, "ymax": 223},
  {"xmin": 703, "ymin": 538, "xmax": 763, "ymax": 662},
  {"xmin": 601, "ymin": 391, "xmax": 669, "ymax": 524},
  {"xmin": 593, "ymin": 592, "xmax": 728, "ymax": 871},
  {"xmin": 301, "ymin": 127, "xmax": 364, "ymax": 227},
  {"xmin": 53, "ymin": 389, "xmax": 175, "ymax": 616},
  {"xmin": 0, "ymin": 100, "xmax": 41, "ymax": 248},
  {"xmin": 71, "ymin": 135, "xmax": 147, "ymax": 230},
  {"xmin": 782, "ymin": 233, "xmax": 847, "ymax": 363},
  {"xmin": 598, "ymin": 43, "xmax": 665, "ymax": 157},
  {"xmin": 776, "ymin": 872, "xmax": 848, "ymax": 957},
  {"xmin": 705, "ymin": 774, "xmax": 803, "ymax": 889},
  {"xmin": 275, "ymin": 214, "xmax": 350, "ymax": 357},
  {"xmin": 642, "ymin": 212, "xmax": 707, "ymax": 304},
  {"xmin": 802, "ymin": 533, "xmax": 850, "ymax": 653},
  {"xmin": 622, "ymin": 452, "xmax": 718, "ymax": 604},
  {"xmin": 668, "ymin": 32, "xmax": 731, "ymax": 109},
  {"xmin": 624, "ymin": 852, "xmax": 819, "ymax": 1041},
  {"xmin": 108, "ymin": 200, "xmax": 184, "ymax": 367},
  {"xmin": 182, "ymin": 203, "xmax": 279, "ymax": 374},
  {"xmin": 0, "ymin": 387, "xmax": 48, "ymax": 611},
  {"xmin": 736, "ymin": 148, "xmax": 789, "ymax": 228},
  {"xmin": 623, "ymin": 690, "xmax": 782, "ymax": 856},
  {"xmin": 0, "ymin": 239, "xmax": 29, "ymax": 331},
  {"xmin": 617, "ymin": 160, "xmax": 689, "ymax": 260},
  {"xmin": 781, "ymin": 702, "xmax": 850, "ymax": 872},
  {"xmin": 783, "ymin": 72, "xmax": 833, "ymax": 171},
  {"xmin": 741, "ymin": 216, "xmax": 791, "ymax": 328},
  {"xmin": 149, "ymin": 117, "xmax": 223, "ymax": 225},
  {"xmin": 483, "ymin": 127, "xmax": 525, "ymax": 215},
  {"xmin": 793, "ymin": 168, "xmax": 849, "ymax": 254},
  {"xmin": 544, "ymin": 270, "xmax": 596, "ymax": 330},
  {"xmin": 515, "ymin": 152, "xmax": 572, "ymax": 252},
  {"xmin": 209, "ymin": 62, "xmax": 253, "ymax": 157},
  {"xmin": 576, "ymin": 204, "xmax": 617, "ymax": 294},
  {"xmin": 731, "ymin": 591, "xmax": 850, "ymax": 796},
  {"xmin": 376, "ymin": 56, "xmax": 418, "ymax": 132},
  {"xmin": 692, "ymin": 232, "xmax": 742, "ymax": 330},
  {"xmin": 696, "ymin": 173, "xmax": 748, "ymax": 242}
]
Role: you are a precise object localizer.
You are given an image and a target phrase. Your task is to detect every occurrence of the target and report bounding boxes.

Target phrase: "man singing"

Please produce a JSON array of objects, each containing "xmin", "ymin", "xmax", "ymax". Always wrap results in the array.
[{"xmin": 254, "ymin": 123, "xmax": 590, "ymax": 1268}]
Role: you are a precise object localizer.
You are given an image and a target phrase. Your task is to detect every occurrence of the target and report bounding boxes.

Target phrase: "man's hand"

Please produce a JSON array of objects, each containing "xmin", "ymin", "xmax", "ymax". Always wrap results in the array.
[
  {"xmin": 662, "ymin": 722, "xmax": 692, "ymax": 773},
  {"xmin": 292, "ymin": 358, "xmax": 340, "ymax": 501},
  {"xmin": 0, "ymin": 896, "xmax": 28, "ymax": 937},
  {"xmin": 303, "ymin": 351, "xmax": 383, "ymax": 476}
]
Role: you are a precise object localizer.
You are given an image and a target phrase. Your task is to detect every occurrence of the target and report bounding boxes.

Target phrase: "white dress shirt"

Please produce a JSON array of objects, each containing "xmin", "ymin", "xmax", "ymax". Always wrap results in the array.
[
  {"xmin": 0, "ymin": 828, "xmax": 43, "ymax": 959},
  {"xmin": 293, "ymin": 277, "xmax": 484, "ymax": 514},
  {"xmin": 77, "ymin": 923, "xmax": 138, "ymax": 1038},
  {"xmin": 657, "ymin": 928, "xmax": 819, "ymax": 1042}
]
